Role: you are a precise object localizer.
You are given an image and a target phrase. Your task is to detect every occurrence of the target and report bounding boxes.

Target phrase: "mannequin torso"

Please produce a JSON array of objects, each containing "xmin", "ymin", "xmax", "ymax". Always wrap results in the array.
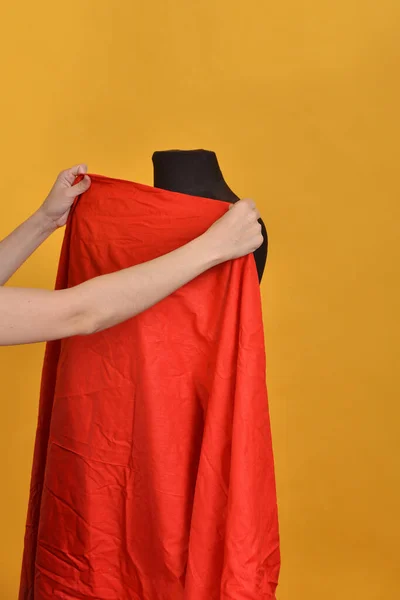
[{"xmin": 152, "ymin": 149, "xmax": 268, "ymax": 282}]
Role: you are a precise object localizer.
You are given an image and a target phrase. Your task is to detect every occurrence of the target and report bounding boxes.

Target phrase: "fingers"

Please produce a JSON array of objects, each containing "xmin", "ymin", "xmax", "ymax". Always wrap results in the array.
[
  {"xmin": 235, "ymin": 198, "xmax": 260, "ymax": 221},
  {"xmin": 68, "ymin": 163, "xmax": 88, "ymax": 177},
  {"xmin": 244, "ymin": 198, "xmax": 256, "ymax": 209},
  {"xmin": 58, "ymin": 164, "xmax": 88, "ymax": 185},
  {"xmin": 255, "ymin": 232, "xmax": 264, "ymax": 250},
  {"xmin": 66, "ymin": 174, "xmax": 91, "ymax": 197},
  {"xmin": 245, "ymin": 199, "xmax": 260, "ymax": 220}
]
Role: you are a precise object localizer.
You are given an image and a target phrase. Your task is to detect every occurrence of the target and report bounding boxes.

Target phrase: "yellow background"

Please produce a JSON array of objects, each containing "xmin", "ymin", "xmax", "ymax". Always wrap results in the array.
[{"xmin": 0, "ymin": 1, "xmax": 399, "ymax": 598}]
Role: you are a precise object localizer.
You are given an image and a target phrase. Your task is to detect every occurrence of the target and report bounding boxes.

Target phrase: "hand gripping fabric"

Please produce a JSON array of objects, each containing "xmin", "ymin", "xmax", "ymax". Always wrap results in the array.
[{"xmin": 19, "ymin": 174, "xmax": 280, "ymax": 600}]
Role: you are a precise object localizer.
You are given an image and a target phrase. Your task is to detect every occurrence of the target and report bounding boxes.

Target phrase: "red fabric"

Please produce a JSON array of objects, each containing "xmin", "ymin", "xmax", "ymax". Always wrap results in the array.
[{"xmin": 19, "ymin": 174, "xmax": 280, "ymax": 600}]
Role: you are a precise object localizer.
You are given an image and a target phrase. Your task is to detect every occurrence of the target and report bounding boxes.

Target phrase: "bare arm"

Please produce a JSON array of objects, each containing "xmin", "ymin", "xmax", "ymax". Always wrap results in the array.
[
  {"xmin": 0, "ymin": 164, "xmax": 262, "ymax": 347},
  {"xmin": 0, "ymin": 201, "xmax": 262, "ymax": 346},
  {"xmin": 0, "ymin": 234, "xmax": 212, "ymax": 345},
  {"xmin": 0, "ymin": 211, "xmax": 58, "ymax": 285},
  {"xmin": 0, "ymin": 166, "xmax": 90, "ymax": 286}
]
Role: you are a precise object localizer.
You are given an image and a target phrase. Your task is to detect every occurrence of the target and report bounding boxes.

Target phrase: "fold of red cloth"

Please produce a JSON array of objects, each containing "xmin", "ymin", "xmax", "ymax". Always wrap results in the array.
[{"xmin": 19, "ymin": 174, "xmax": 280, "ymax": 599}]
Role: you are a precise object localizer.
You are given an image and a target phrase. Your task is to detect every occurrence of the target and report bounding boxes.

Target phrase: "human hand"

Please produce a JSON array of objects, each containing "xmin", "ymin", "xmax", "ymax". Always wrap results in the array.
[
  {"xmin": 39, "ymin": 164, "xmax": 91, "ymax": 229},
  {"xmin": 205, "ymin": 199, "xmax": 263, "ymax": 263}
]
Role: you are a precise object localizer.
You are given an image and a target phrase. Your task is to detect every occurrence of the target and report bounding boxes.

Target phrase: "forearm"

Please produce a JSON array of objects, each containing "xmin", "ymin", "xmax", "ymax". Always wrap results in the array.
[
  {"xmin": 0, "ymin": 232, "xmax": 224, "ymax": 346},
  {"xmin": 0, "ymin": 210, "xmax": 55, "ymax": 285},
  {"xmin": 76, "ymin": 232, "xmax": 222, "ymax": 333}
]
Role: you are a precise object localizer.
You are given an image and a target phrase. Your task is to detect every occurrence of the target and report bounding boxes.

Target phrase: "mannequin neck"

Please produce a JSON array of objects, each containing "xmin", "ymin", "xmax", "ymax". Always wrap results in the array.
[{"xmin": 152, "ymin": 150, "xmax": 225, "ymax": 197}]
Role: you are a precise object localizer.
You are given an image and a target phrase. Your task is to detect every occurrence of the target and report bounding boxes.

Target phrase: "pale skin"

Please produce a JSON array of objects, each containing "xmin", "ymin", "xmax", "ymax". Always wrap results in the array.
[{"xmin": 0, "ymin": 165, "xmax": 264, "ymax": 347}]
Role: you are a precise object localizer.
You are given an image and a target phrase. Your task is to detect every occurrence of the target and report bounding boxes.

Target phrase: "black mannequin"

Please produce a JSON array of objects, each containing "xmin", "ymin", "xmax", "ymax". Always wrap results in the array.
[{"xmin": 152, "ymin": 150, "xmax": 268, "ymax": 283}]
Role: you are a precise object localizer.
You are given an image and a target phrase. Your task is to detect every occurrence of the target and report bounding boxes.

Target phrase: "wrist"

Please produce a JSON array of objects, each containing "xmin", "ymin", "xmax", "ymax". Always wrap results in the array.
[
  {"xmin": 33, "ymin": 208, "xmax": 58, "ymax": 236},
  {"xmin": 194, "ymin": 232, "xmax": 226, "ymax": 269}
]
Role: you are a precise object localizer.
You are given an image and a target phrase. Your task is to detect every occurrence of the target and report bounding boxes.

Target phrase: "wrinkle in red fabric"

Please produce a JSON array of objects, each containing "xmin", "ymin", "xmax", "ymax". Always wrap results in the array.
[{"xmin": 19, "ymin": 175, "xmax": 280, "ymax": 600}]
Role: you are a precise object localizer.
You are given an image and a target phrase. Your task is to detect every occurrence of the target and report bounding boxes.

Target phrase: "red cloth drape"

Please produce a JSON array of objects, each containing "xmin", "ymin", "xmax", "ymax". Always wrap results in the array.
[{"xmin": 19, "ymin": 174, "xmax": 280, "ymax": 600}]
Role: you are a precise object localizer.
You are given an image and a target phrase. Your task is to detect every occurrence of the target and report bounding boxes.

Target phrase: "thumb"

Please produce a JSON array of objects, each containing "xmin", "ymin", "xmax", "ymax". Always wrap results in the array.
[
  {"xmin": 67, "ymin": 174, "xmax": 91, "ymax": 197},
  {"xmin": 77, "ymin": 164, "xmax": 87, "ymax": 175},
  {"xmin": 71, "ymin": 163, "xmax": 88, "ymax": 176}
]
